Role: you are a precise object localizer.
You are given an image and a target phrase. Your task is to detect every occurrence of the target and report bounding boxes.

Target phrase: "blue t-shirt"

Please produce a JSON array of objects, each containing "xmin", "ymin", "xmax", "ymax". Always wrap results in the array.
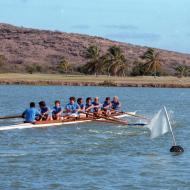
[
  {"xmin": 111, "ymin": 101, "xmax": 120, "ymax": 111},
  {"xmin": 23, "ymin": 108, "xmax": 40, "ymax": 122},
  {"xmin": 40, "ymin": 107, "xmax": 50, "ymax": 115},
  {"xmin": 85, "ymin": 103, "xmax": 92, "ymax": 112},
  {"xmin": 92, "ymin": 101, "xmax": 101, "ymax": 112},
  {"xmin": 66, "ymin": 103, "xmax": 79, "ymax": 113},
  {"xmin": 52, "ymin": 106, "xmax": 62, "ymax": 115},
  {"xmin": 78, "ymin": 103, "xmax": 85, "ymax": 110},
  {"xmin": 103, "ymin": 101, "xmax": 111, "ymax": 110}
]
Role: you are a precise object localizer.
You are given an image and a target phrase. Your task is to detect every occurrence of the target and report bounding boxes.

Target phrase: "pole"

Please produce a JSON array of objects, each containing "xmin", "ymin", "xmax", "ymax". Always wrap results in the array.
[{"xmin": 163, "ymin": 106, "xmax": 176, "ymax": 146}]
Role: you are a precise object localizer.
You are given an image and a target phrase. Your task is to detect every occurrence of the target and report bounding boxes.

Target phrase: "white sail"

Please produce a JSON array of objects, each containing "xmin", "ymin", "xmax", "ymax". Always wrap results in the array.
[{"xmin": 147, "ymin": 108, "xmax": 170, "ymax": 139}]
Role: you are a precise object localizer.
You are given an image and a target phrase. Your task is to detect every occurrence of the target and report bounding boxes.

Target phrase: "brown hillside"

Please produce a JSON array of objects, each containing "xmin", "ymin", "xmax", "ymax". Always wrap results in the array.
[{"xmin": 0, "ymin": 23, "xmax": 190, "ymax": 74}]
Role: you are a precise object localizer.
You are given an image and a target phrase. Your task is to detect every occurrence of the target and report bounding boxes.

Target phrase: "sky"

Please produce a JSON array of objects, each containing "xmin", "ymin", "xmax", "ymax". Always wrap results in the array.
[{"xmin": 0, "ymin": 0, "xmax": 190, "ymax": 53}]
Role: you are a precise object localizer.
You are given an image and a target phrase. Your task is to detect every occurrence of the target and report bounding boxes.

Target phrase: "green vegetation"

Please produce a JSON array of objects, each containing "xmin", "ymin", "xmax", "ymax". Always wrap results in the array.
[
  {"xmin": 131, "ymin": 48, "xmax": 161, "ymax": 76},
  {"xmin": 25, "ymin": 64, "xmax": 42, "ymax": 74},
  {"xmin": 174, "ymin": 65, "xmax": 190, "ymax": 77},
  {"xmin": 81, "ymin": 45, "xmax": 128, "ymax": 76},
  {"xmin": 57, "ymin": 57, "xmax": 73, "ymax": 74},
  {"xmin": 0, "ymin": 44, "xmax": 189, "ymax": 78},
  {"xmin": 141, "ymin": 48, "xmax": 161, "ymax": 76},
  {"xmin": 81, "ymin": 45, "xmax": 101, "ymax": 74}
]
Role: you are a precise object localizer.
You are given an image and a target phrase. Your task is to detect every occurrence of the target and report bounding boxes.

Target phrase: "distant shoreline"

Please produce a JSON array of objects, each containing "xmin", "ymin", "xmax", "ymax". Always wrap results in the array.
[{"xmin": 0, "ymin": 73, "xmax": 190, "ymax": 88}]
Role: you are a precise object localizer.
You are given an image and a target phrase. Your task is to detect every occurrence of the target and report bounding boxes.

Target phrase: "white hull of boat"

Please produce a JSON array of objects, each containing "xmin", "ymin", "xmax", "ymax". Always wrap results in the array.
[{"xmin": 0, "ymin": 114, "xmax": 131, "ymax": 131}]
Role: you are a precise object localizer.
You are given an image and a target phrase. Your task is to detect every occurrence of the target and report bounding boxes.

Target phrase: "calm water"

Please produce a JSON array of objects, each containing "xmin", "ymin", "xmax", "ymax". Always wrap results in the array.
[{"xmin": 0, "ymin": 85, "xmax": 189, "ymax": 190}]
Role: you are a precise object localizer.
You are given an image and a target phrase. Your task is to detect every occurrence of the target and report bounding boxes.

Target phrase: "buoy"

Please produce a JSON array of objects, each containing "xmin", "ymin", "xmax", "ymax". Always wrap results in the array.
[{"xmin": 170, "ymin": 145, "xmax": 184, "ymax": 153}]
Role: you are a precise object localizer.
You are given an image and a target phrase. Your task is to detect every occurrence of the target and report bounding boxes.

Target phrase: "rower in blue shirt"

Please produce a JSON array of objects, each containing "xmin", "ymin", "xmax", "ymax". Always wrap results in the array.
[
  {"xmin": 92, "ymin": 97, "xmax": 102, "ymax": 114},
  {"xmin": 52, "ymin": 100, "xmax": 62, "ymax": 120},
  {"xmin": 39, "ymin": 101, "xmax": 51, "ymax": 121},
  {"xmin": 22, "ymin": 102, "xmax": 40, "ymax": 123},
  {"xmin": 77, "ymin": 98, "xmax": 85, "ymax": 113},
  {"xmin": 85, "ymin": 97, "xmax": 93, "ymax": 113},
  {"xmin": 111, "ymin": 96, "xmax": 121, "ymax": 113},
  {"xmin": 103, "ymin": 97, "xmax": 112, "ymax": 115},
  {"xmin": 66, "ymin": 97, "xmax": 80, "ymax": 117}
]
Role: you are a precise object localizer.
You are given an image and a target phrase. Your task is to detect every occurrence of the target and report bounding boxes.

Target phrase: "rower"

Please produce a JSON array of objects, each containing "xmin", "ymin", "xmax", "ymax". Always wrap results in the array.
[
  {"xmin": 77, "ymin": 98, "xmax": 85, "ymax": 113},
  {"xmin": 85, "ymin": 97, "xmax": 93, "ymax": 113},
  {"xmin": 52, "ymin": 100, "xmax": 62, "ymax": 120},
  {"xmin": 77, "ymin": 98, "xmax": 86, "ymax": 118},
  {"xmin": 22, "ymin": 102, "xmax": 40, "ymax": 123},
  {"xmin": 38, "ymin": 101, "xmax": 51, "ymax": 121},
  {"xmin": 92, "ymin": 97, "xmax": 102, "ymax": 114},
  {"xmin": 65, "ymin": 96, "xmax": 80, "ymax": 117},
  {"xmin": 102, "ymin": 97, "xmax": 112, "ymax": 115},
  {"xmin": 111, "ymin": 96, "xmax": 121, "ymax": 113}
]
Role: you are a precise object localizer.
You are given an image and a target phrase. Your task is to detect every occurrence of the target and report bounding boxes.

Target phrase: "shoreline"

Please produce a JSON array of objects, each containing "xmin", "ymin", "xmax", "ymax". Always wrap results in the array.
[{"xmin": 0, "ymin": 73, "xmax": 190, "ymax": 88}]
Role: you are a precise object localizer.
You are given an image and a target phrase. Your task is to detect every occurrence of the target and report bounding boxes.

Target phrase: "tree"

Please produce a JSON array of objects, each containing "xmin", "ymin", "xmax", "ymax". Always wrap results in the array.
[
  {"xmin": 82, "ymin": 45, "xmax": 101, "ymax": 74},
  {"xmin": 106, "ymin": 46, "xmax": 128, "ymax": 76},
  {"xmin": 174, "ymin": 65, "xmax": 190, "ymax": 77},
  {"xmin": 131, "ymin": 60, "xmax": 146, "ymax": 76},
  {"xmin": 58, "ymin": 57, "xmax": 72, "ymax": 74},
  {"xmin": 141, "ymin": 48, "xmax": 161, "ymax": 77}
]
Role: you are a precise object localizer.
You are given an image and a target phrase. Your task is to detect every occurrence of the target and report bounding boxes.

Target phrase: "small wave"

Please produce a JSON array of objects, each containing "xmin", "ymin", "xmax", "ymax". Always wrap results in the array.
[{"xmin": 0, "ymin": 153, "xmax": 27, "ymax": 157}]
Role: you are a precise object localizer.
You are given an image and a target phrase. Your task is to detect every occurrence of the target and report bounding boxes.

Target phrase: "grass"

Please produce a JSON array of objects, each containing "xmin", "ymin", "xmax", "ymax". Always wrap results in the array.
[{"xmin": 0, "ymin": 73, "xmax": 190, "ymax": 87}]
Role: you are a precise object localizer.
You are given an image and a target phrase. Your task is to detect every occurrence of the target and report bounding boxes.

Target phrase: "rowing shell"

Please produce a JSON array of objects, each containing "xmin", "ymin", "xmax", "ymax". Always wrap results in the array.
[{"xmin": 0, "ymin": 112, "xmax": 146, "ymax": 131}]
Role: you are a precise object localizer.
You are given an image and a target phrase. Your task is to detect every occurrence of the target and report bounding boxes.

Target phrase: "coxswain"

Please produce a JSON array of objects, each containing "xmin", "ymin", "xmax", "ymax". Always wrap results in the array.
[
  {"xmin": 22, "ymin": 102, "xmax": 40, "ymax": 123},
  {"xmin": 65, "ymin": 96, "xmax": 80, "ymax": 117},
  {"xmin": 38, "ymin": 101, "xmax": 51, "ymax": 121},
  {"xmin": 111, "ymin": 96, "xmax": 121, "ymax": 113},
  {"xmin": 52, "ymin": 100, "xmax": 62, "ymax": 120}
]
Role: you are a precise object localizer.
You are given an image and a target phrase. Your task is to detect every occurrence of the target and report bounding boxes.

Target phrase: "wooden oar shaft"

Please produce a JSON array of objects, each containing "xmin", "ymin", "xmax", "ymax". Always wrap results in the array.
[
  {"xmin": 0, "ymin": 115, "xmax": 22, "ymax": 120},
  {"xmin": 85, "ymin": 112, "xmax": 128, "ymax": 125},
  {"xmin": 125, "ymin": 112, "xmax": 150, "ymax": 120}
]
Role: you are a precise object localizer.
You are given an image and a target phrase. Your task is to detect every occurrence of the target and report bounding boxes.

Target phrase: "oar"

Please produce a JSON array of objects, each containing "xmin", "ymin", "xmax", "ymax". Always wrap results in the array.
[
  {"xmin": 0, "ymin": 115, "xmax": 22, "ymax": 120},
  {"xmin": 85, "ymin": 112, "xmax": 128, "ymax": 125},
  {"xmin": 124, "ymin": 112, "xmax": 150, "ymax": 121}
]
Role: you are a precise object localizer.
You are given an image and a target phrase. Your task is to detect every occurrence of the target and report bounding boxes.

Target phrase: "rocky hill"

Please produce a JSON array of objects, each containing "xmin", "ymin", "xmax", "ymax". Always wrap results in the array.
[{"xmin": 0, "ymin": 23, "xmax": 190, "ymax": 74}]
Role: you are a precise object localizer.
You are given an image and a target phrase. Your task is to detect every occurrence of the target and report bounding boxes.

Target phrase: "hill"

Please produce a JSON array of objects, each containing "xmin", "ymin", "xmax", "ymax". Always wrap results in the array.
[{"xmin": 0, "ymin": 23, "xmax": 190, "ymax": 74}]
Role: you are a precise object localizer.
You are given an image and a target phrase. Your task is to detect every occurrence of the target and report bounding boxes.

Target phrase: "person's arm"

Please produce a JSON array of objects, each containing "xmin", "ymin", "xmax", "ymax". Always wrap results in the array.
[
  {"xmin": 22, "ymin": 110, "xmax": 26, "ymax": 118},
  {"xmin": 42, "ymin": 110, "xmax": 49, "ymax": 116},
  {"xmin": 82, "ymin": 105, "xmax": 86, "ymax": 112},
  {"xmin": 103, "ymin": 104, "xmax": 110, "ymax": 110},
  {"xmin": 73, "ymin": 104, "xmax": 80, "ymax": 113},
  {"xmin": 86, "ymin": 105, "xmax": 94, "ymax": 112},
  {"xmin": 57, "ymin": 107, "xmax": 63, "ymax": 115},
  {"xmin": 66, "ymin": 105, "xmax": 71, "ymax": 113},
  {"xmin": 35, "ymin": 109, "xmax": 41, "ymax": 116}
]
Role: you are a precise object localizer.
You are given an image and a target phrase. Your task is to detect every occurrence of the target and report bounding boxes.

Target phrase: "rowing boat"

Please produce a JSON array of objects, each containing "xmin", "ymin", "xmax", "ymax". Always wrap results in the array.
[{"xmin": 0, "ymin": 112, "xmax": 146, "ymax": 131}]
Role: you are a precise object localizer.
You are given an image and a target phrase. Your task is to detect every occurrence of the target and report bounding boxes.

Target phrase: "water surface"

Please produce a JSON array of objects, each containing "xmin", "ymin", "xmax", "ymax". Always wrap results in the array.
[{"xmin": 0, "ymin": 85, "xmax": 189, "ymax": 189}]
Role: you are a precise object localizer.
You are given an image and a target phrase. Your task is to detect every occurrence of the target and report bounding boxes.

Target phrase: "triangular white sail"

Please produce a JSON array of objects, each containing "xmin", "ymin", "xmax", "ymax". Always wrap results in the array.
[{"xmin": 147, "ymin": 108, "xmax": 170, "ymax": 139}]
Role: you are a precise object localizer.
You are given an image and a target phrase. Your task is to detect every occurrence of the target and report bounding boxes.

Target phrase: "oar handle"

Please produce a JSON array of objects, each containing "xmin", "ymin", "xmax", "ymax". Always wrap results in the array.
[{"xmin": 0, "ymin": 115, "xmax": 22, "ymax": 120}]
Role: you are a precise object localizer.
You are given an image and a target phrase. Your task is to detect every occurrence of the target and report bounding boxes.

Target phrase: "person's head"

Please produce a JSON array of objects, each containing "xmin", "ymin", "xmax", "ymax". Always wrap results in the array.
[
  {"xmin": 55, "ymin": 100, "xmax": 61, "ymax": 107},
  {"xmin": 113, "ymin": 96, "xmax": 119, "ymax": 102},
  {"xmin": 94, "ymin": 97, "xmax": 99, "ymax": 103},
  {"xmin": 69, "ymin": 96, "xmax": 75, "ymax": 104},
  {"xmin": 105, "ymin": 97, "xmax": 110, "ymax": 103},
  {"xmin": 30, "ymin": 102, "xmax": 35, "ymax": 108},
  {"xmin": 77, "ymin": 98, "xmax": 83, "ymax": 105},
  {"xmin": 39, "ymin": 101, "xmax": 46, "ymax": 108},
  {"xmin": 86, "ymin": 97, "xmax": 92, "ymax": 104}
]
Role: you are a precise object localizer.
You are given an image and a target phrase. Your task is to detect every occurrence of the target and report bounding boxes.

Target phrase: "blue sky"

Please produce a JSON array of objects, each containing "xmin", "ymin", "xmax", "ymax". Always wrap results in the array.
[{"xmin": 0, "ymin": 0, "xmax": 190, "ymax": 53}]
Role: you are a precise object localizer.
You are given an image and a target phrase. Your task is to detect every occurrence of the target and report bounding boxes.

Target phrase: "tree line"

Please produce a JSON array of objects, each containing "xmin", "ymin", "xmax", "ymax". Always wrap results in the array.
[{"xmin": 0, "ymin": 45, "xmax": 190, "ymax": 77}]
